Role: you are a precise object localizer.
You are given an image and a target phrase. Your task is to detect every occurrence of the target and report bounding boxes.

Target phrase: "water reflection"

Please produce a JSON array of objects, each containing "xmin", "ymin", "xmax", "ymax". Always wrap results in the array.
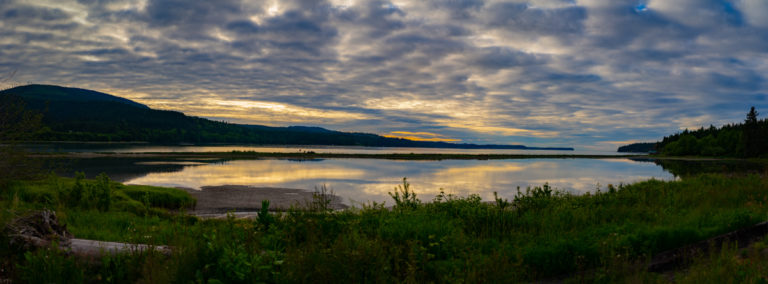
[
  {"xmin": 128, "ymin": 160, "xmax": 367, "ymax": 188},
  {"xmin": 126, "ymin": 158, "xmax": 675, "ymax": 205},
  {"xmin": 650, "ymin": 159, "xmax": 768, "ymax": 177},
  {"xmin": 48, "ymin": 157, "xmax": 218, "ymax": 182}
]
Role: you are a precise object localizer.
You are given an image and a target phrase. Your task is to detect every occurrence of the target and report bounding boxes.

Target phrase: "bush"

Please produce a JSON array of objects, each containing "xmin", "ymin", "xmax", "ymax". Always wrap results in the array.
[
  {"xmin": 96, "ymin": 173, "xmax": 112, "ymax": 212},
  {"xmin": 120, "ymin": 185, "xmax": 196, "ymax": 210},
  {"xmin": 66, "ymin": 172, "xmax": 85, "ymax": 207},
  {"xmin": 113, "ymin": 199, "xmax": 148, "ymax": 216},
  {"xmin": 513, "ymin": 183, "xmax": 564, "ymax": 213},
  {"xmin": 17, "ymin": 245, "xmax": 84, "ymax": 283},
  {"xmin": 5, "ymin": 173, "xmax": 768, "ymax": 282},
  {"xmin": 18, "ymin": 185, "xmax": 58, "ymax": 206},
  {"xmin": 389, "ymin": 178, "xmax": 420, "ymax": 210},
  {"xmin": 522, "ymin": 238, "xmax": 599, "ymax": 277}
]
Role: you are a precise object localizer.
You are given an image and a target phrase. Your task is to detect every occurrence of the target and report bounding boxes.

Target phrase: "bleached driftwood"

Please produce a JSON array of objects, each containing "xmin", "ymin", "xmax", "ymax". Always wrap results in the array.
[
  {"xmin": 5, "ymin": 209, "xmax": 169, "ymax": 257},
  {"xmin": 68, "ymin": 238, "xmax": 169, "ymax": 257}
]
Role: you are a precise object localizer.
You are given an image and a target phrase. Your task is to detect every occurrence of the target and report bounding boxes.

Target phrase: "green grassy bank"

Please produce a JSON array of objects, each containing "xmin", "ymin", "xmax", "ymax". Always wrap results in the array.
[{"xmin": 2, "ymin": 174, "xmax": 768, "ymax": 282}]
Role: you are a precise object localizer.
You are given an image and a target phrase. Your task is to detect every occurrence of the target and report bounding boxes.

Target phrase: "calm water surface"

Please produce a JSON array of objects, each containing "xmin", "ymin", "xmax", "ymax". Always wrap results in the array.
[
  {"xmin": 124, "ymin": 158, "xmax": 673, "ymax": 205},
  {"xmin": 25, "ymin": 143, "xmax": 639, "ymax": 156},
  {"xmin": 31, "ymin": 143, "xmax": 668, "ymax": 205}
]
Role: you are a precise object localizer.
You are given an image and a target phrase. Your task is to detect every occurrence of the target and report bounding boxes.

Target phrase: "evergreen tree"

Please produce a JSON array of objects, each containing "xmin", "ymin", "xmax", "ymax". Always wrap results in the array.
[
  {"xmin": 743, "ymin": 106, "xmax": 761, "ymax": 157},
  {"xmin": 746, "ymin": 106, "xmax": 758, "ymax": 125}
]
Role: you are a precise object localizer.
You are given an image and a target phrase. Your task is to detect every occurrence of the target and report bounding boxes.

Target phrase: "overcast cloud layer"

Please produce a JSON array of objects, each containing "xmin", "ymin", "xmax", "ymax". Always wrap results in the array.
[{"xmin": 2, "ymin": 0, "xmax": 767, "ymax": 150}]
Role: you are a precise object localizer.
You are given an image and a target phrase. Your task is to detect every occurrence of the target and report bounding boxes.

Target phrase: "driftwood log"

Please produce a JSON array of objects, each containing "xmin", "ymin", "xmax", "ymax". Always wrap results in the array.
[
  {"xmin": 4, "ymin": 209, "xmax": 72, "ymax": 250},
  {"xmin": 4, "ymin": 209, "xmax": 169, "ymax": 257},
  {"xmin": 67, "ymin": 239, "xmax": 170, "ymax": 258}
]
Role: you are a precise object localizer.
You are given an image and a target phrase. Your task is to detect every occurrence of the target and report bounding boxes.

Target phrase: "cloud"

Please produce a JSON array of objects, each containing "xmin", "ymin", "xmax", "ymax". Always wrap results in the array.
[
  {"xmin": 486, "ymin": 2, "xmax": 587, "ymax": 35},
  {"xmin": 737, "ymin": 0, "xmax": 768, "ymax": 28},
  {"xmin": 1, "ymin": 0, "xmax": 768, "ymax": 150},
  {"xmin": 383, "ymin": 131, "xmax": 461, "ymax": 142},
  {"xmin": 467, "ymin": 47, "xmax": 542, "ymax": 70}
]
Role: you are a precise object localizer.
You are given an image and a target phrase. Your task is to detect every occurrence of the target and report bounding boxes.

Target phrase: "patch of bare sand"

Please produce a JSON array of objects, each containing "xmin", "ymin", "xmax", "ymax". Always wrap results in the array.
[{"xmin": 179, "ymin": 185, "xmax": 347, "ymax": 218}]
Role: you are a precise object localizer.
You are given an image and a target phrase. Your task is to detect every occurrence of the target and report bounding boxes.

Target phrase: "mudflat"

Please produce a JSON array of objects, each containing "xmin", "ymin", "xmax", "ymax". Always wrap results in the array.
[{"xmin": 178, "ymin": 185, "xmax": 347, "ymax": 217}]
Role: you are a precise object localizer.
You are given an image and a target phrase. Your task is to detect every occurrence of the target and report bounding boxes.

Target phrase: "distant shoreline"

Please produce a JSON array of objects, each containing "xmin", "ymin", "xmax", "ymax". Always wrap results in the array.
[
  {"xmin": 34, "ymin": 151, "xmax": 644, "ymax": 160},
  {"xmin": 31, "ymin": 150, "xmax": 768, "ymax": 162},
  {"xmin": 13, "ymin": 141, "xmax": 574, "ymax": 151}
]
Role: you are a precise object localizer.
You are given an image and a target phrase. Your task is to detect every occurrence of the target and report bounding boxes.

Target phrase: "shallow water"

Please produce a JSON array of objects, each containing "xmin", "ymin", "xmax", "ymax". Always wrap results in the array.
[{"xmin": 124, "ymin": 158, "xmax": 674, "ymax": 205}]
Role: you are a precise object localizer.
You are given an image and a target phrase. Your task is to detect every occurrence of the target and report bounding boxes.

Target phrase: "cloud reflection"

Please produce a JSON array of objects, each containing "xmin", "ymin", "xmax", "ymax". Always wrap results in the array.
[
  {"xmin": 125, "ymin": 158, "xmax": 674, "ymax": 205},
  {"xmin": 127, "ymin": 159, "xmax": 367, "ymax": 189}
]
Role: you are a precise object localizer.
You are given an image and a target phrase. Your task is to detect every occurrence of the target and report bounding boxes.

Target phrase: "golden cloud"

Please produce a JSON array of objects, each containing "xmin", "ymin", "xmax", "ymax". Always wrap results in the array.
[{"xmin": 383, "ymin": 131, "xmax": 461, "ymax": 142}]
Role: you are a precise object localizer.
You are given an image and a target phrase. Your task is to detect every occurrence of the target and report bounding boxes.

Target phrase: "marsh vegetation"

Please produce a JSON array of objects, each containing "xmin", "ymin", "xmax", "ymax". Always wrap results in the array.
[{"xmin": 2, "ymin": 173, "xmax": 768, "ymax": 282}]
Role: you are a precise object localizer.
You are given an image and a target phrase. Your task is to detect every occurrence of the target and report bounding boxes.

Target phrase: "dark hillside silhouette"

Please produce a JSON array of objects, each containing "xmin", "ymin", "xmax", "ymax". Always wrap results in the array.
[
  {"xmin": 0, "ymin": 85, "xmax": 573, "ymax": 150},
  {"xmin": 6, "ymin": 84, "xmax": 148, "ymax": 109}
]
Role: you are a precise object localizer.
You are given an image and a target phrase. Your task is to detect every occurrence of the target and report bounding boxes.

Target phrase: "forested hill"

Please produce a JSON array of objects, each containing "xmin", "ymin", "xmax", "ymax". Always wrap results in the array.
[
  {"xmin": 0, "ymin": 84, "xmax": 573, "ymax": 150},
  {"xmin": 617, "ymin": 107, "xmax": 768, "ymax": 157},
  {"xmin": 3, "ymin": 84, "xmax": 149, "ymax": 109}
]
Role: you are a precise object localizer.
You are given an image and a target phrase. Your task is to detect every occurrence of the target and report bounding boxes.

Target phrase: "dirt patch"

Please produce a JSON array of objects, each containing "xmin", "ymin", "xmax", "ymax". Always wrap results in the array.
[{"xmin": 179, "ymin": 185, "xmax": 348, "ymax": 215}]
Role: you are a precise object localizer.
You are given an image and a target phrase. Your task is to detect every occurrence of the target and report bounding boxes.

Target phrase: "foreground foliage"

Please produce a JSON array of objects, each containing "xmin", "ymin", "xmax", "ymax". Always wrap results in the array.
[{"xmin": 1, "ymin": 174, "xmax": 768, "ymax": 282}]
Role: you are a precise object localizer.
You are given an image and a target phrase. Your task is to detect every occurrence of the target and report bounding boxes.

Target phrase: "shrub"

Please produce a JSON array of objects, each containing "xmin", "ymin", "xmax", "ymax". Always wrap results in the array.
[
  {"xmin": 121, "ymin": 185, "xmax": 196, "ymax": 210},
  {"xmin": 18, "ymin": 184, "xmax": 58, "ymax": 206},
  {"xmin": 389, "ymin": 178, "xmax": 420, "ymax": 210},
  {"xmin": 67, "ymin": 172, "xmax": 85, "ymax": 207},
  {"xmin": 96, "ymin": 173, "xmax": 112, "ymax": 212},
  {"xmin": 257, "ymin": 200, "xmax": 275, "ymax": 230},
  {"xmin": 17, "ymin": 245, "xmax": 84, "ymax": 283},
  {"xmin": 494, "ymin": 191, "xmax": 510, "ymax": 210},
  {"xmin": 113, "ymin": 199, "xmax": 147, "ymax": 216},
  {"xmin": 513, "ymin": 183, "xmax": 564, "ymax": 213},
  {"xmin": 306, "ymin": 184, "xmax": 335, "ymax": 213}
]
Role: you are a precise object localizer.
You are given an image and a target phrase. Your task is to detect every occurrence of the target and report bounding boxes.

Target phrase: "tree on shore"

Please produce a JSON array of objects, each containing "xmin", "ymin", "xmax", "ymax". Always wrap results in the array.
[
  {"xmin": 743, "ymin": 106, "xmax": 763, "ymax": 157},
  {"xmin": 746, "ymin": 106, "xmax": 759, "ymax": 125},
  {"xmin": 0, "ymin": 94, "xmax": 43, "ymax": 140},
  {"xmin": 0, "ymin": 93, "xmax": 44, "ymax": 186},
  {"xmin": 658, "ymin": 106, "xmax": 766, "ymax": 158}
]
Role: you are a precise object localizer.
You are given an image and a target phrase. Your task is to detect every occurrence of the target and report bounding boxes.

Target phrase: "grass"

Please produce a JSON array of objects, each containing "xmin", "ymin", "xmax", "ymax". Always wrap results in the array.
[
  {"xmin": 121, "ymin": 184, "xmax": 196, "ymax": 210},
  {"xmin": 2, "ymin": 173, "xmax": 768, "ymax": 282},
  {"xmin": 669, "ymin": 238, "xmax": 768, "ymax": 283}
]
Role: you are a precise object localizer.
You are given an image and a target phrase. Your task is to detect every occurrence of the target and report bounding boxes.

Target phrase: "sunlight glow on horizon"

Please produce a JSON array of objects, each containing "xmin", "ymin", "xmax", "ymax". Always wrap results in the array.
[{"xmin": 383, "ymin": 131, "xmax": 462, "ymax": 142}]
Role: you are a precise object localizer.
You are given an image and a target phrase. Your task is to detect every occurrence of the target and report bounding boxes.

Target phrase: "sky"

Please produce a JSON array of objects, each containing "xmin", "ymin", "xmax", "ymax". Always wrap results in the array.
[{"xmin": 1, "ymin": 0, "xmax": 767, "ymax": 150}]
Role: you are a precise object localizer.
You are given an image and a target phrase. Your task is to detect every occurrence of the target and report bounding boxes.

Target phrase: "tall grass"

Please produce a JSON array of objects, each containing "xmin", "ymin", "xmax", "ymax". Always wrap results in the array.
[{"xmin": 2, "ymin": 173, "xmax": 768, "ymax": 282}]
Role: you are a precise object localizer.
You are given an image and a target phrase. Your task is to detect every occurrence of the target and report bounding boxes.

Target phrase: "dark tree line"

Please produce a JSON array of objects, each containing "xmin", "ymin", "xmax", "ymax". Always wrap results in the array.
[
  {"xmin": 0, "ymin": 93, "xmax": 42, "ymax": 140},
  {"xmin": 0, "ymin": 93, "xmax": 44, "ymax": 185},
  {"xmin": 657, "ymin": 107, "xmax": 768, "ymax": 158},
  {"xmin": 617, "ymin": 142, "xmax": 656, "ymax": 153}
]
